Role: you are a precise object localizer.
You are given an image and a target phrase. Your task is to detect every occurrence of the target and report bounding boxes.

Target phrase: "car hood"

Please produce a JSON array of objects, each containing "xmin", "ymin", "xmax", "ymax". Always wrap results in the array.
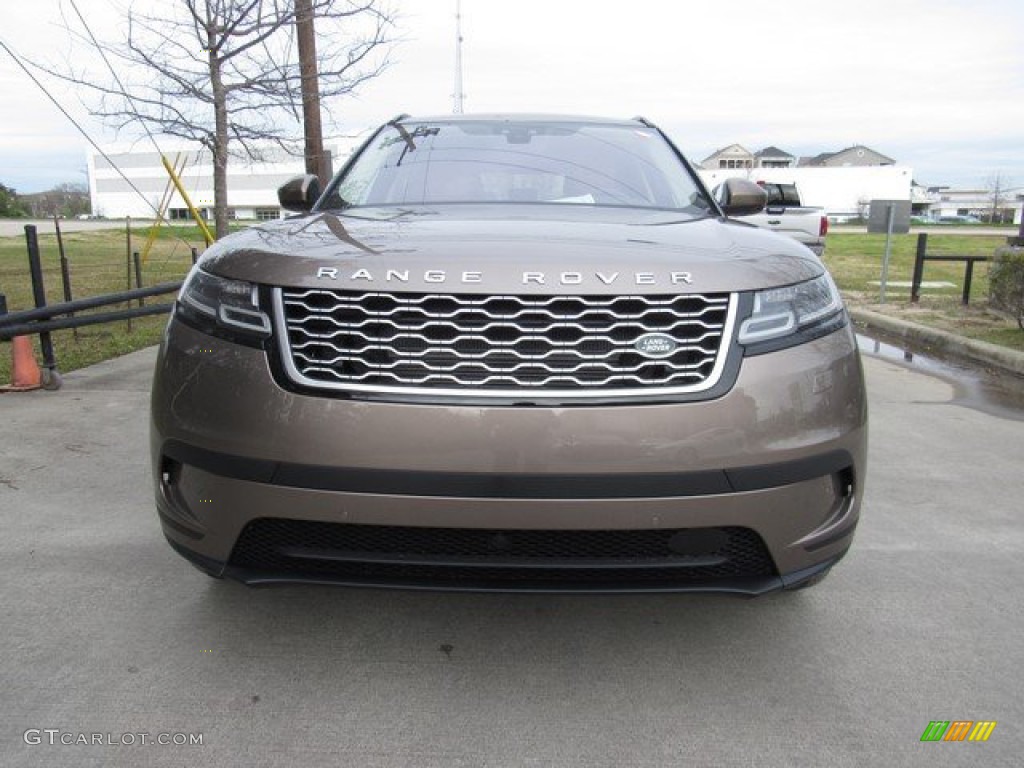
[{"xmin": 200, "ymin": 204, "xmax": 824, "ymax": 294}]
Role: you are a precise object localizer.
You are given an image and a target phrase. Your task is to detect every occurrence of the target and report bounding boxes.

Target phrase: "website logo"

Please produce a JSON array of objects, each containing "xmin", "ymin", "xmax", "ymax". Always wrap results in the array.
[{"xmin": 920, "ymin": 721, "xmax": 996, "ymax": 742}]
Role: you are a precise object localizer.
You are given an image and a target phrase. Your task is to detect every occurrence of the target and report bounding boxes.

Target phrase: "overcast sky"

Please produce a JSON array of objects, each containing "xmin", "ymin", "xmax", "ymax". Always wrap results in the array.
[{"xmin": 1, "ymin": 0, "xmax": 1021, "ymax": 193}]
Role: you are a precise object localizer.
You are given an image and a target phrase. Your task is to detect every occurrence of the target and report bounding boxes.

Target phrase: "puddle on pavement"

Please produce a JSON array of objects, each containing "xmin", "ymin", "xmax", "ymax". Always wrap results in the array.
[{"xmin": 855, "ymin": 329, "xmax": 1024, "ymax": 421}]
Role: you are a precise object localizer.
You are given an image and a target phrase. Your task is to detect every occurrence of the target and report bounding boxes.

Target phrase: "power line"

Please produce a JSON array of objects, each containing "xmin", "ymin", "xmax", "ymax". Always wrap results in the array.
[
  {"xmin": 67, "ymin": 0, "xmax": 164, "ymax": 156},
  {"xmin": 0, "ymin": 37, "xmax": 165, "ymax": 222},
  {"xmin": 62, "ymin": 0, "xmax": 204, "ymax": 255}
]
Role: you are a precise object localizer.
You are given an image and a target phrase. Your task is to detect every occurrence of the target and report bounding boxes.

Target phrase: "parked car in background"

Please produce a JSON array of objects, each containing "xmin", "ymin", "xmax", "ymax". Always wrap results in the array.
[
  {"xmin": 729, "ymin": 181, "xmax": 828, "ymax": 256},
  {"xmin": 938, "ymin": 215, "xmax": 981, "ymax": 224}
]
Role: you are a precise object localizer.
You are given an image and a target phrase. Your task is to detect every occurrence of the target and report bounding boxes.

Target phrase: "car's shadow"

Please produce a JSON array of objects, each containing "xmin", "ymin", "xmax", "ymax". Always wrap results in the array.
[{"xmin": 187, "ymin": 575, "xmax": 826, "ymax": 669}]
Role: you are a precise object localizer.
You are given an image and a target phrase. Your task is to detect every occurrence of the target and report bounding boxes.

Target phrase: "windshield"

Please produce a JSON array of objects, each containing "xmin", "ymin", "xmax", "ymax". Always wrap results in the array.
[{"xmin": 321, "ymin": 120, "xmax": 710, "ymax": 213}]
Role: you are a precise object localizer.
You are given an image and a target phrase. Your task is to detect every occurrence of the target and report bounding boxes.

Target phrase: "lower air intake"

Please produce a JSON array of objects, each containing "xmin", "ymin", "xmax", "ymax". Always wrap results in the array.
[{"xmin": 228, "ymin": 519, "xmax": 778, "ymax": 591}]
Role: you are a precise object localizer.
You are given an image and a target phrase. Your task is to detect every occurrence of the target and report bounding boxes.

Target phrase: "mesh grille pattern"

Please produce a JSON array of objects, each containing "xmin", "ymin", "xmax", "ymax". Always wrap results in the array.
[
  {"xmin": 229, "ymin": 519, "xmax": 776, "ymax": 588},
  {"xmin": 278, "ymin": 289, "xmax": 731, "ymax": 394}
]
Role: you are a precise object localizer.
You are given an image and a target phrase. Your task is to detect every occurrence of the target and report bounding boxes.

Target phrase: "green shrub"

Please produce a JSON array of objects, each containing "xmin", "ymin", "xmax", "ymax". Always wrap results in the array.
[{"xmin": 989, "ymin": 246, "xmax": 1024, "ymax": 329}]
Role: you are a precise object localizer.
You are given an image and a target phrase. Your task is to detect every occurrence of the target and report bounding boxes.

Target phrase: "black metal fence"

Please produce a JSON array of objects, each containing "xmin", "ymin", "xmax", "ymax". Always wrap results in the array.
[
  {"xmin": 910, "ymin": 233, "xmax": 989, "ymax": 306},
  {"xmin": 0, "ymin": 224, "xmax": 192, "ymax": 389}
]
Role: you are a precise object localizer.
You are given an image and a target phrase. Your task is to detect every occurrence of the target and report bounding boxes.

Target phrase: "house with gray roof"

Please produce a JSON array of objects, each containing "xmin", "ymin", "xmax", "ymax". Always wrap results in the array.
[
  {"xmin": 753, "ymin": 146, "xmax": 796, "ymax": 168},
  {"xmin": 798, "ymin": 145, "xmax": 894, "ymax": 167},
  {"xmin": 700, "ymin": 144, "xmax": 755, "ymax": 170}
]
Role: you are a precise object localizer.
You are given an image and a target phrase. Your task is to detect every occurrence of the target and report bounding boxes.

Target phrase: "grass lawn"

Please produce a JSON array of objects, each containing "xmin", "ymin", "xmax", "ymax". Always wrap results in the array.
[
  {"xmin": 822, "ymin": 232, "xmax": 1024, "ymax": 352},
  {"xmin": 824, "ymin": 232, "xmax": 1002, "ymax": 297},
  {"xmin": 0, "ymin": 222, "xmax": 207, "ymax": 383}
]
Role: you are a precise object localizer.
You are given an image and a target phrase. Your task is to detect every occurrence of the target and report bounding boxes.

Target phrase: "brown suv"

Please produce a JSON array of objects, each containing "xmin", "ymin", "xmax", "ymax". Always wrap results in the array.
[{"xmin": 151, "ymin": 114, "xmax": 867, "ymax": 593}]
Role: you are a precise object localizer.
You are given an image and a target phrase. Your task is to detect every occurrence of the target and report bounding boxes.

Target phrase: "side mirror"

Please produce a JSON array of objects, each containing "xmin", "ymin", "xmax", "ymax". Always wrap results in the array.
[
  {"xmin": 715, "ymin": 178, "xmax": 767, "ymax": 217},
  {"xmin": 277, "ymin": 174, "xmax": 322, "ymax": 212}
]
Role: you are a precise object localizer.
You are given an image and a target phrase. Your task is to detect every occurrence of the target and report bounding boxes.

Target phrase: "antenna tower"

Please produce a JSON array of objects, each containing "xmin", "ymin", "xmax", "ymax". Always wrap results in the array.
[{"xmin": 453, "ymin": 0, "xmax": 465, "ymax": 113}]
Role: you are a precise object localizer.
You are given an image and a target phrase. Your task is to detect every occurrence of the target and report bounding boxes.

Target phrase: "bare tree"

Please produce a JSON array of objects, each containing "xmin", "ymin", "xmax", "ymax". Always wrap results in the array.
[
  {"xmin": 41, "ymin": 0, "xmax": 395, "ymax": 238},
  {"xmin": 985, "ymin": 172, "xmax": 1012, "ymax": 224},
  {"xmin": 22, "ymin": 182, "xmax": 91, "ymax": 218}
]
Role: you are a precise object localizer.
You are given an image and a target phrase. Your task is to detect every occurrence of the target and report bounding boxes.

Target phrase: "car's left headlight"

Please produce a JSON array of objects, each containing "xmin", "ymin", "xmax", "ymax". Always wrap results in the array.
[
  {"xmin": 737, "ymin": 272, "xmax": 847, "ymax": 354},
  {"xmin": 176, "ymin": 267, "xmax": 271, "ymax": 343}
]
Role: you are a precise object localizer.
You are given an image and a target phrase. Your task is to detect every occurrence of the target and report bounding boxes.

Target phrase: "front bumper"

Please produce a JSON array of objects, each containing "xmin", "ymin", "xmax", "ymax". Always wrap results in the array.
[{"xmin": 151, "ymin": 317, "xmax": 867, "ymax": 593}]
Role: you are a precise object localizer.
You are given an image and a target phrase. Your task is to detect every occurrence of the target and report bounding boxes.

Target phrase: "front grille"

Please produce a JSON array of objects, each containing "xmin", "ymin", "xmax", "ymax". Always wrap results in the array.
[
  {"xmin": 228, "ymin": 519, "xmax": 777, "ymax": 590},
  {"xmin": 276, "ymin": 289, "xmax": 733, "ymax": 397}
]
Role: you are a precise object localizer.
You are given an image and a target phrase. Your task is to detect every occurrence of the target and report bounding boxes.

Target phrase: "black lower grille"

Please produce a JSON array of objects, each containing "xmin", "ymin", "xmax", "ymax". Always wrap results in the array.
[{"xmin": 228, "ymin": 519, "xmax": 777, "ymax": 590}]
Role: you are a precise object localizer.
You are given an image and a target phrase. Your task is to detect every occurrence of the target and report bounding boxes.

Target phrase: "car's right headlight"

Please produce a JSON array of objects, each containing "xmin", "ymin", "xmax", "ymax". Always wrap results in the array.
[
  {"xmin": 176, "ymin": 267, "xmax": 271, "ymax": 343},
  {"xmin": 737, "ymin": 272, "xmax": 847, "ymax": 354}
]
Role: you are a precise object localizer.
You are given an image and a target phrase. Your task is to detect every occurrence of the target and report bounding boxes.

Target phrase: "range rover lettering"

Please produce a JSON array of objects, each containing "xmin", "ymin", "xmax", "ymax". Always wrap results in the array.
[{"xmin": 151, "ymin": 114, "xmax": 867, "ymax": 594}]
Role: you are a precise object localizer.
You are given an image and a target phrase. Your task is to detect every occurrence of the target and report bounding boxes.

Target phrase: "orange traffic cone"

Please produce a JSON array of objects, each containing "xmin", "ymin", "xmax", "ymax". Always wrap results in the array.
[{"xmin": 2, "ymin": 336, "xmax": 42, "ymax": 391}]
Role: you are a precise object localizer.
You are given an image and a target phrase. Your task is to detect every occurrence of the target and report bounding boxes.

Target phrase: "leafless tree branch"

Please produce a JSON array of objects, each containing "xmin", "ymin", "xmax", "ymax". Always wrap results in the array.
[{"xmin": 34, "ymin": 0, "xmax": 396, "ymax": 238}]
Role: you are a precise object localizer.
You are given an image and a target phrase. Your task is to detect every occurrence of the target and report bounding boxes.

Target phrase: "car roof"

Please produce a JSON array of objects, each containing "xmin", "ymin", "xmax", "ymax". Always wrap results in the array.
[{"xmin": 393, "ymin": 113, "xmax": 649, "ymax": 127}]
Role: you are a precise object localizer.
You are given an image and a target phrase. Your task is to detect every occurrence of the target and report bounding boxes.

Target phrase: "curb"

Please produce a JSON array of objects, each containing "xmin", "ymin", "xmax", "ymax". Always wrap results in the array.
[{"xmin": 850, "ymin": 307, "xmax": 1024, "ymax": 377}]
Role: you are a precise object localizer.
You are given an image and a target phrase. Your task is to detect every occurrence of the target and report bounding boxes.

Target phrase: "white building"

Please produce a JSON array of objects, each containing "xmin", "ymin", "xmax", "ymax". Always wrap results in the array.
[
  {"xmin": 698, "ymin": 165, "xmax": 915, "ymax": 220},
  {"xmin": 925, "ymin": 187, "xmax": 1021, "ymax": 224},
  {"xmin": 88, "ymin": 141, "xmax": 360, "ymax": 220}
]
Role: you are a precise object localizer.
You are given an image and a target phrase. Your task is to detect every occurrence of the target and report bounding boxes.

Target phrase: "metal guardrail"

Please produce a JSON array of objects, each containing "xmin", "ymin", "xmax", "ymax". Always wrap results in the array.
[
  {"xmin": 0, "ymin": 224, "xmax": 188, "ymax": 387},
  {"xmin": 0, "ymin": 298, "xmax": 178, "ymax": 339}
]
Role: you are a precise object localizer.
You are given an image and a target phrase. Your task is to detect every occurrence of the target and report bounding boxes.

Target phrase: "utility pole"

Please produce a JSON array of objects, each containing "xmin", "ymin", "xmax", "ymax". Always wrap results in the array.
[
  {"xmin": 1013, "ymin": 196, "xmax": 1024, "ymax": 247},
  {"xmin": 296, "ymin": 0, "xmax": 332, "ymax": 185},
  {"xmin": 453, "ymin": 0, "xmax": 465, "ymax": 113},
  {"xmin": 989, "ymin": 172, "xmax": 1004, "ymax": 224}
]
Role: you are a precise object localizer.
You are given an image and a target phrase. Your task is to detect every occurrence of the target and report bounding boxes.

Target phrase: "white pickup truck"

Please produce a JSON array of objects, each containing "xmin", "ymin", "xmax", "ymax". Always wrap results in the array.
[{"xmin": 733, "ymin": 182, "xmax": 828, "ymax": 257}]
